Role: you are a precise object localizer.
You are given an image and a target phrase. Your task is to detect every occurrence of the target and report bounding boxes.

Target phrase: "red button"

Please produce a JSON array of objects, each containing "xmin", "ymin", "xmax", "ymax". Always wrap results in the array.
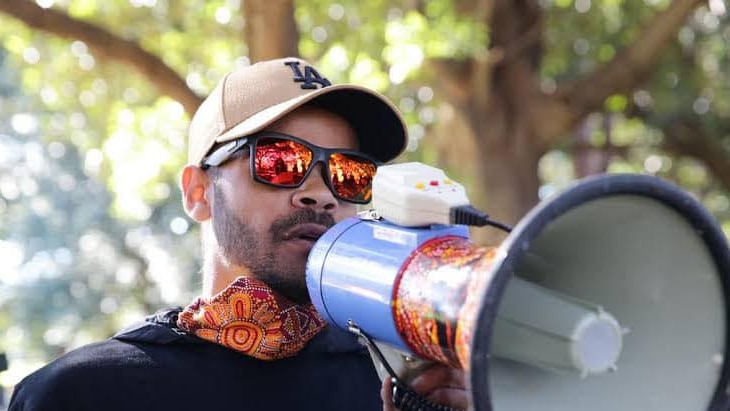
[{"xmin": 429, "ymin": 180, "xmax": 439, "ymax": 186}]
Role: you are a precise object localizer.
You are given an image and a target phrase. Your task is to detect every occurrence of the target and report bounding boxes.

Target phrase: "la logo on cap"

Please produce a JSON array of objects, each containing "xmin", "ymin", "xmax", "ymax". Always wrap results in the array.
[{"xmin": 285, "ymin": 61, "xmax": 331, "ymax": 90}]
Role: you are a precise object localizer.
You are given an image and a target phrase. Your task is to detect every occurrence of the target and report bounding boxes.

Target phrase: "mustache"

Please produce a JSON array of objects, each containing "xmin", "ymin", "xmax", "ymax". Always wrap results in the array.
[{"xmin": 270, "ymin": 208, "xmax": 336, "ymax": 242}]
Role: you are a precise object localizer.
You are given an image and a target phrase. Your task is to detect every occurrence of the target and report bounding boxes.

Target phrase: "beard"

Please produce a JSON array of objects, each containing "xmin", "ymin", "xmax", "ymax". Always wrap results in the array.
[{"xmin": 211, "ymin": 185, "xmax": 335, "ymax": 303}]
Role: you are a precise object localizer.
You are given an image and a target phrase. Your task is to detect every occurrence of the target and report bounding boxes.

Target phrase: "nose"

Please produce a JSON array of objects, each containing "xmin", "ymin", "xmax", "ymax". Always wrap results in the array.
[{"xmin": 291, "ymin": 163, "xmax": 338, "ymax": 212}]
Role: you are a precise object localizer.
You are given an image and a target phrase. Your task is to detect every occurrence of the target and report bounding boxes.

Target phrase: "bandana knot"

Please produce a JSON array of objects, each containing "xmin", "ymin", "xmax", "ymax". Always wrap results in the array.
[{"xmin": 176, "ymin": 277, "xmax": 326, "ymax": 360}]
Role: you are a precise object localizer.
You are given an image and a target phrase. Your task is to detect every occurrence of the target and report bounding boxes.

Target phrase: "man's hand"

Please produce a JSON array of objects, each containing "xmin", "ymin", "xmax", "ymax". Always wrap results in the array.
[{"xmin": 381, "ymin": 363, "xmax": 468, "ymax": 411}]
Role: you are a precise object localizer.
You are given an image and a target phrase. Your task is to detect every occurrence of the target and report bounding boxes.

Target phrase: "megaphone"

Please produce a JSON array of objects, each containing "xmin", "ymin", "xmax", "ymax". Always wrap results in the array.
[{"xmin": 306, "ymin": 162, "xmax": 730, "ymax": 411}]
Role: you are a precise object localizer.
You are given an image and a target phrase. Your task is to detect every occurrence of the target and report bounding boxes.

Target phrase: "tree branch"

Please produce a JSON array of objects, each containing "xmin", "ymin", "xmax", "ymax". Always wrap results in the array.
[
  {"xmin": 534, "ymin": 0, "xmax": 703, "ymax": 147},
  {"xmin": 662, "ymin": 116, "xmax": 730, "ymax": 191},
  {"xmin": 425, "ymin": 58, "xmax": 474, "ymax": 107},
  {"xmin": 0, "ymin": 0, "xmax": 203, "ymax": 117},
  {"xmin": 559, "ymin": 0, "xmax": 703, "ymax": 121}
]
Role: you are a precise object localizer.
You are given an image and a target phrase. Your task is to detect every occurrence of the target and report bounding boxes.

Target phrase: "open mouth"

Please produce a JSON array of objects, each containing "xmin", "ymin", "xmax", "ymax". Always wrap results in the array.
[{"xmin": 283, "ymin": 224, "xmax": 329, "ymax": 243}]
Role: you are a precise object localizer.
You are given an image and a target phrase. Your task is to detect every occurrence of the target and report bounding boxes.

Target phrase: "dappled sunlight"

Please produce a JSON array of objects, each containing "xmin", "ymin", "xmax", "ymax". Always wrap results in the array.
[
  {"xmin": 0, "ymin": 241, "xmax": 25, "ymax": 286},
  {"xmin": 100, "ymin": 99, "xmax": 188, "ymax": 221},
  {"xmin": 141, "ymin": 242, "xmax": 183, "ymax": 304},
  {"xmin": 214, "ymin": 6, "xmax": 232, "ymax": 24},
  {"xmin": 0, "ymin": 0, "xmax": 728, "ymax": 403},
  {"xmin": 320, "ymin": 44, "xmax": 349, "ymax": 71},
  {"xmin": 643, "ymin": 154, "xmax": 664, "ymax": 174},
  {"xmin": 10, "ymin": 113, "xmax": 38, "ymax": 135},
  {"xmin": 349, "ymin": 56, "xmax": 387, "ymax": 91},
  {"xmin": 84, "ymin": 148, "xmax": 104, "ymax": 175},
  {"xmin": 538, "ymin": 150, "xmax": 575, "ymax": 200},
  {"xmin": 709, "ymin": 0, "xmax": 727, "ymax": 16}
]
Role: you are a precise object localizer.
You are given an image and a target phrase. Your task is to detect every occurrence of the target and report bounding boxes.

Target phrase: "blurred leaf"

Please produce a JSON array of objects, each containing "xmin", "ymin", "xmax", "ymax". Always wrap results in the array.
[{"xmin": 605, "ymin": 94, "xmax": 628, "ymax": 112}]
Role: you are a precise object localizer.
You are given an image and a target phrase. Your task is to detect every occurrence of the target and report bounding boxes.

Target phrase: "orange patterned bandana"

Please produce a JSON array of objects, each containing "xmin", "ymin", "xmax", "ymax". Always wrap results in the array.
[{"xmin": 176, "ymin": 276, "xmax": 326, "ymax": 360}]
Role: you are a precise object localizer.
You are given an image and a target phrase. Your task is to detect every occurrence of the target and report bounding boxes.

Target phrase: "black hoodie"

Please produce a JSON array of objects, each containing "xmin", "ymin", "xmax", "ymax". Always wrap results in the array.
[{"xmin": 9, "ymin": 308, "xmax": 383, "ymax": 411}]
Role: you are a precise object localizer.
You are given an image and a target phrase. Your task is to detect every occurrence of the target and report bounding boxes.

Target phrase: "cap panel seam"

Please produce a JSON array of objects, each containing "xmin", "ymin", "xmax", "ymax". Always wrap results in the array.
[{"xmin": 219, "ymin": 73, "xmax": 232, "ymax": 134}]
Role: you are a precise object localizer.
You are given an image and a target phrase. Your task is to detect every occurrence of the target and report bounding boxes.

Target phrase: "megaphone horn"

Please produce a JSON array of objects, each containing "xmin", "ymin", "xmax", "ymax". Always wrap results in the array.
[{"xmin": 471, "ymin": 173, "xmax": 730, "ymax": 411}]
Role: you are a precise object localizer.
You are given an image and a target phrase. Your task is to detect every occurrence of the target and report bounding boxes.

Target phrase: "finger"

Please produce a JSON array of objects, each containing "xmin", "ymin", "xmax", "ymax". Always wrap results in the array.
[
  {"xmin": 409, "ymin": 365, "xmax": 466, "ymax": 395},
  {"xmin": 426, "ymin": 387, "xmax": 470, "ymax": 410},
  {"xmin": 381, "ymin": 378, "xmax": 397, "ymax": 411}
]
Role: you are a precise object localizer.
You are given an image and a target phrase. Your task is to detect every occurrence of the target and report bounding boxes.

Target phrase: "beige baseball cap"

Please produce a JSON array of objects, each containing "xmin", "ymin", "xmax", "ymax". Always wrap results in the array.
[{"xmin": 188, "ymin": 57, "xmax": 407, "ymax": 166}]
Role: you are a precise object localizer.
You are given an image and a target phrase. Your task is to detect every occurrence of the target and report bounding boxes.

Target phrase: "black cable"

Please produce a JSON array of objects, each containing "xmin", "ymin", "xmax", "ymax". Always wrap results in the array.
[
  {"xmin": 449, "ymin": 204, "xmax": 513, "ymax": 233},
  {"xmin": 347, "ymin": 320, "xmax": 464, "ymax": 411},
  {"xmin": 484, "ymin": 219, "xmax": 512, "ymax": 233},
  {"xmin": 347, "ymin": 320, "xmax": 400, "ymax": 380}
]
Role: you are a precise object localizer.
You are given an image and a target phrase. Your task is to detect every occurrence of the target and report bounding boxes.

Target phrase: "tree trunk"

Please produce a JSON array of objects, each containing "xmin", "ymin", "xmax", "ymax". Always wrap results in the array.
[
  {"xmin": 426, "ymin": 0, "xmax": 702, "ymax": 244},
  {"xmin": 441, "ymin": 110, "xmax": 543, "ymax": 245},
  {"xmin": 573, "ymin": 114, "xmax": 615, "ymax": 178},
  {"xmin": 428, "ymin": 102, "xmax": 542, "ymax": 246},
  {"xmin": 428, "ymin": 0, "xmax": 545, "ymax": 244},
  {"xmin": 243, "ymin": 0, "xmax": 299, "ymax": 62}
]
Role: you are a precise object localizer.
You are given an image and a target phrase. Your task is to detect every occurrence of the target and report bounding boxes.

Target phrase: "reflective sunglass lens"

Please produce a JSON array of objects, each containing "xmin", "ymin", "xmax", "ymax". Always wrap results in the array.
[
  {"xmin": 254, "ymin": 138, "xmax": 313, "ymax": 186},
  {"xmin": 329, "ymin": 153, "xmax": 377, "ymax": 202}
]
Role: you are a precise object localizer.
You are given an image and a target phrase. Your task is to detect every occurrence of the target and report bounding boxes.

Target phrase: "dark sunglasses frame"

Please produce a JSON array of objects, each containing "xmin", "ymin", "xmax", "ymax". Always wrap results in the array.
[{"xmin": 201, "ymin": 131, "xmax": 381, "ymax": 204}]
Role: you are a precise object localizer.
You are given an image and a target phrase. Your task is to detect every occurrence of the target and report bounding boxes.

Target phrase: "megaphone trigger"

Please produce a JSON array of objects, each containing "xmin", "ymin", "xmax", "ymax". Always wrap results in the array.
[
  {"xmin": 347, "ymin": 320, "xmax": 464, "ymax": 411},
  {"xmin": 346, "ymin": 320, "xmax": 402, "ymax": 382}
]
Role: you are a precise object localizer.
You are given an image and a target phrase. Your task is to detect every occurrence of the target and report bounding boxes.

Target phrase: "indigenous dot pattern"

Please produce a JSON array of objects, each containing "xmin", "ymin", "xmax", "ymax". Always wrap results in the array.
[
  {"xmin": 177, "ymin": 276, "xmax": 326, "ymax": 360},
  {"xmin": 392, "ymin": 236, "xmax": 501, "ymax": 369}
]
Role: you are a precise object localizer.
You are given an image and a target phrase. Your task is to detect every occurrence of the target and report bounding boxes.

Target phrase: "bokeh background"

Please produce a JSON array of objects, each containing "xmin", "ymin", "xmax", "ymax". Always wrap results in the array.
[{"xmin": 0, "ymin": 0, "xmax": 728, "ymax": 406}]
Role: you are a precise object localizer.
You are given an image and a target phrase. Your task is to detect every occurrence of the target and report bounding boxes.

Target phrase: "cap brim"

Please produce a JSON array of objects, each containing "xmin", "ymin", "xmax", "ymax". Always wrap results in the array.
[{"xmin": 212, "ymin": 84, "xmax": 407, "ymax": 163}]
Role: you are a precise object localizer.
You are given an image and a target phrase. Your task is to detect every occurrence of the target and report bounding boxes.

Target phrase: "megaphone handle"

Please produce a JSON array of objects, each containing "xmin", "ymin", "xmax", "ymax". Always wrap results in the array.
[
  {"xmin": 390, "ymin": 379, "xmax": 464, "ymax": 411},
  {"xmin": 347, "ymin": 320, "xmax": 465, "ymax": 411}
]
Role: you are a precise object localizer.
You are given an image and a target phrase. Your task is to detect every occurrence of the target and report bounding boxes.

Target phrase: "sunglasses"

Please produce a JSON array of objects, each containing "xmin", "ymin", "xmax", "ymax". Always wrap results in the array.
[{"xmin": 201, "ymin": 132, "xmax": 380, "ymax": 204}]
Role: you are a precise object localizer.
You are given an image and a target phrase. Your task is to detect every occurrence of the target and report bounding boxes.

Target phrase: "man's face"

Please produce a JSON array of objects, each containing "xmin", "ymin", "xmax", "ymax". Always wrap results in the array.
[{"xmin": 208, "ymin": 106, "xmax": 359, "ymax": 303}]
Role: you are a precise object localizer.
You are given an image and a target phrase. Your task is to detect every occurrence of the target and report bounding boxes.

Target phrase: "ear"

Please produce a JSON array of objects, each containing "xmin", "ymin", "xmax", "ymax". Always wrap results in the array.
[{"xmin": 181, "ymin": 165, "xmax": 212, "ymax": 222}]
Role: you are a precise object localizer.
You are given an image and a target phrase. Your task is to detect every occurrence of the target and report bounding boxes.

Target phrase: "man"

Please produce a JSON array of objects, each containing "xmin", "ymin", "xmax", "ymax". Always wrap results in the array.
[{"xmin": 9, "ymin": 58, "xmax": 466, "ymax": 411}]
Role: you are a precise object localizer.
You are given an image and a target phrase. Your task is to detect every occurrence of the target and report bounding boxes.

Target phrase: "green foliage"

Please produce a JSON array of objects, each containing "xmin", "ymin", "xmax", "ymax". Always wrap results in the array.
[
  {"xmin": 0, "ymin": 0, "xmax": 728, "ymax": 391},
  {"xmin": 0, "ymin": 47, "xmax": 200, "ymax": 387},
  {"xmin": 297, "ymin": 0, "xmax": 486, "ymax": 155},
  {"xmin": 605, "ymin": 94, "xmax": 628, "ymax": 113},
  {"xmin": 539, "ymin": 0, "xmax": 729, "ymax": 235}
]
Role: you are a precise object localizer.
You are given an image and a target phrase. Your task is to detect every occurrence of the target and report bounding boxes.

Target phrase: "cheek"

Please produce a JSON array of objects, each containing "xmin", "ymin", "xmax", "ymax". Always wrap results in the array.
[
  {"xmin": 333, "ymin": 203, "xmax": 358, "ymax": 222},
  {"xmin": 235, "ymin": 189, "xmax": 292, "ymax": 230}
]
